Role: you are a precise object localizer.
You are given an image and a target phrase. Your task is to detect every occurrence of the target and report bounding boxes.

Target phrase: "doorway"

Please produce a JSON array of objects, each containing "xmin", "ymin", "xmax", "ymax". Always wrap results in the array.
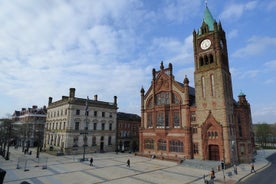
[{"xmin": 209, "ymin": 145, "xmax": 219, "ymax": 161}]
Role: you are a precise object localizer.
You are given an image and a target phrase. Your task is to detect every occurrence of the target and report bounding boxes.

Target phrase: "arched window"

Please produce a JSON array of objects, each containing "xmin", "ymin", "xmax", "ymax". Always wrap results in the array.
[
  {"xmin": 201, "ymin": 76, "xmax": 206, "ymax": 98},
  {"xmin": 209, "ymin": 54, "xmax": 214, "ymax": 64},
  {"xmin": 210, "ymin": 74, "xmax": 215, "ymax": 97},
  {"xmin": 199, "ymin": 57, "xmax": 204, "ymax": 66}
]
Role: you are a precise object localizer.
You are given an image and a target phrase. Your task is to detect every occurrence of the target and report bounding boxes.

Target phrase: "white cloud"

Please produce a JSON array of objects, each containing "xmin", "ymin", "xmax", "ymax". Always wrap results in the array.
[
  {"xmin": 231, "ymin": 67, "xmax": 260, "ymax": 79},
  {"xmin": 220, "ymin": 1, "xmax": 257, "ymax": 20},
  {"xmin": 264, "ymin": 60, "xmax": 276, "ymax": 70},
  {"xmin": 233, "ymin": 36, "xmax": 276, "ymax": 57},
  {"xmin": 266, "ymin": 1, "xmax": 276, "ymax": 11},
  {"xmin": 227, "ymin": 29, "xmax": 238, "ymax": 39},
  {"xmin": 163, "ymin": 0, "xmax": 201, "ymax": 23},
  {"xmin": 252, "ymin": 105, "xmax": 276, "ymax": 124}
]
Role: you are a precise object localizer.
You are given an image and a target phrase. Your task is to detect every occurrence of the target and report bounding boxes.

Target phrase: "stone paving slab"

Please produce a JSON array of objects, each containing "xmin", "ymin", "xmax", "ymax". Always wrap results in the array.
[{"xmin": 1, "ymin": 148, "xmax": 275, "ymax": 184}]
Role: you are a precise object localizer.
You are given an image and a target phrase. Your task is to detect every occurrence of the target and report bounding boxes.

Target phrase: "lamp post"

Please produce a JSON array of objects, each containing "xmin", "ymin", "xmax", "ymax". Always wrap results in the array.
[{"xmin": 81, "ymin": 96, "xmax": 89, "ymax": 161}]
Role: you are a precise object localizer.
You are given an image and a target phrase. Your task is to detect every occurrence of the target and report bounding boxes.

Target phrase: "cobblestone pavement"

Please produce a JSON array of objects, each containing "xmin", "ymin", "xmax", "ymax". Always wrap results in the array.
[{"xmin": 0, "ymin": 148, "xmax": 274, "ymax": 184}]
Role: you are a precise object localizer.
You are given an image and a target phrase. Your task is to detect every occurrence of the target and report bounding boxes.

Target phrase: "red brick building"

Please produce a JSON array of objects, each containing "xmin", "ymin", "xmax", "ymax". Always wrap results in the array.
[
  {"xmin": 117, "ymin": 112, "xmax": 140, "ymax": 153},
  {"xmin": 139, "ymin": 6, "xmax": 254, "ymax": 164}
]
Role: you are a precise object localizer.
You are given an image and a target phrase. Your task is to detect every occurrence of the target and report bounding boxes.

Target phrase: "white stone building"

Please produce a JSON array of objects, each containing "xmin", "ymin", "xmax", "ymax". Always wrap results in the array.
[{"xmin": 45, "ymin": 88, "xmax": 118, "ymax": 155}]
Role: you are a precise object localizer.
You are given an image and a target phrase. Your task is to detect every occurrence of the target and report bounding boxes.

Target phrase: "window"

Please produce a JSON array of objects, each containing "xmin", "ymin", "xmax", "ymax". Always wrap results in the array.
[
  {"xmin": 192, "ymin": 127, "xmax": 198, "ymax": 134},
  {"xmin": 76, "ymin": 109, "xmax": 80, "ymax": 115},
  {"xmin": 199, "ymin": 57, "xmax": 204, "ymax": 66},
  {"xmin": 108, "ymin": 136, "xmax": 112, "ymax": 145},
  {"xmin": 156, "ymin": 112, "xmax": 164, "ymax": 128},
  {"xmin": 75, "ymin": 122, "xmax": 79, "ymax": 130},
  {"xmin": 201, "ymin": 76, "xmax": 206, "ymax": 98},
  {"xmin": 147, "ymin": 113, "xmax": 152, "ymax": 128},
  {"xmin": 109, "ymin": 113, "xmax": 112, "ymax": 118},
  {"xmin": 169, "ymin": 140, "xmax": 183, "ymax": 152},
  {"xmin": 156, "ymin": 92, "xmax": 170, "ymax": 105},
  {"xmin": 165, "ymin": 110, "xmax": 169, "ymax": 127},
  {"xmin": 94, "ymin": 111, "xmax": 97, "ymax": 117},
  {"xmin": 92, "ymin": 136, "xmax": 96, "ymax": 146},
  {"xmin": 85, "ymin": 110, "xmax": 89, "ymax": 116},
  {"xmin": 101, "ymin": 123, "xmax": 105, "ymax": 130},
  {"xmin": 193, "ymin": 143, "xmax": 199, "ymax": 154},
  {"xmin": 158, "ymin": 139, "xmax": 167, "ymax": 151},
  {"xmin": 190, "ymin": 112, "xmax": 196, "ymax": 122},
  {"xmin": 73, "ymin": 136, "xmax": 79, "ymax": 147},
  {"xmin": 109, "ymin": 123, "xmax": 112, "ymax": 131},
  {"xmin": 102, "ymin": 112, "xmax": 105, "ymax": 117},
  {"xmin": 93, "ymin": 123, "xmax": 97, "ymax": 130},
  {"xmin": 63, "ymin": 122, "xmax": 66, "ymax": 129},
  {"xmin": 210, "ymin": 74, "xmax": 215, "ymax": 97},
  {"xmin": 144, "ymin": 139, "xmax": 154, "ymax": 149},
  {"xmin": 173, "ymin": 111, "xmax": 180, "ymax": 127}
]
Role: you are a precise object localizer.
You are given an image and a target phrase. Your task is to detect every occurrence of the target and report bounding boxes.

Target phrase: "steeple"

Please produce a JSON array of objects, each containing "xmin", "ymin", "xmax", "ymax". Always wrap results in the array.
[
  {"xmin": 199, "ymin": 3, "xmax": 216, "ymax": 35},
  {"xmin": 203, "ymin": 6, "xmax": 215, "ymax": 31}
]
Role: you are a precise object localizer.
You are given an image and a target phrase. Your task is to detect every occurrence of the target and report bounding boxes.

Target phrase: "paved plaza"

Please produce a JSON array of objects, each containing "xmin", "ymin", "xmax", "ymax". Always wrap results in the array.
[{"xmin": 0, "ymin": 148, "xmax": 275, "ymax": 184}]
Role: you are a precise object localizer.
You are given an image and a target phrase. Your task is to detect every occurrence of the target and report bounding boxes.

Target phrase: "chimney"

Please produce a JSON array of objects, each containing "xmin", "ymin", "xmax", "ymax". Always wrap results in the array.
[
  {"xmin": 69, "ymin": 88, "xmax": 75, "ymax": 98},
  {"xmin": 94, "ymin": 95, "xmax": 98, "ymax": 101},
  {"xmin": 114, "ymin": 96, "xmax": 117, "ymax": 105},
  {"xmin": 48, "ymin": 97, "xmax": 53, "ymax": 106}
]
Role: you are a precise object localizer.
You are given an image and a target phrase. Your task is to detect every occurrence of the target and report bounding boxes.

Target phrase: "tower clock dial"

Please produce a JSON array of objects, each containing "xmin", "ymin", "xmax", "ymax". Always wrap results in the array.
[{"xmin": 200, "ymin": 39, "xmax": 211, "ymax": 50}]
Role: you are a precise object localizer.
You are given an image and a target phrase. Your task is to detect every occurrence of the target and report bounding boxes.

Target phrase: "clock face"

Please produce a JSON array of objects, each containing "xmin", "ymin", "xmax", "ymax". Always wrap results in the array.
[{"xmin": 200, "ymin": 39, "xmax": 211, "ymax": 50}]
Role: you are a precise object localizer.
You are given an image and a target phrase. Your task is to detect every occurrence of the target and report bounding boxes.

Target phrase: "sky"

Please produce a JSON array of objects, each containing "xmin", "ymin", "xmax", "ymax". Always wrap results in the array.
[{"xmin": 0, "ymin": 0, "xmax": 275, "ymax": 124}]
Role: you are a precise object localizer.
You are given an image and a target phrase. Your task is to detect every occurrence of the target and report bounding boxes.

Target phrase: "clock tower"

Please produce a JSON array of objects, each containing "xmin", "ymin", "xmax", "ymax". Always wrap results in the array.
[{"xmin": 193, "ymin": 5, "xmax": 237, "ymax": 163}]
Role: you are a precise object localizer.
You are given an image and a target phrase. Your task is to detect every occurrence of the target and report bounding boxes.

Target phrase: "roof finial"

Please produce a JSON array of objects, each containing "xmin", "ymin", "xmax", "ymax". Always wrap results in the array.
[{"xmin": 205, "ymin": 0, "xmax": 208, "ymax": 7}]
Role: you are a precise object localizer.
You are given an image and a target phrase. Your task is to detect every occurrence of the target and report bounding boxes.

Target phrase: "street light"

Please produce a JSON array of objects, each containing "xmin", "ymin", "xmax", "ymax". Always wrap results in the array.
[{"xmin": 81, "ymin": 96, "xmax": 89, "ymax": 161}]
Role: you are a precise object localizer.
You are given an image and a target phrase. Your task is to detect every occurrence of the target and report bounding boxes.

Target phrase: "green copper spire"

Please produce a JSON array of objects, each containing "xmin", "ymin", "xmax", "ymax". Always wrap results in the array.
[{"xmin": 203, "ymin": 5, "xmax": 215, "ymax": 31}]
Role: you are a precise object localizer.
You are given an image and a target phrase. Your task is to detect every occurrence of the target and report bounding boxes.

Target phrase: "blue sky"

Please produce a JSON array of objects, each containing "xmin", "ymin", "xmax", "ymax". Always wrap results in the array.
[{"xmin": 0, "ymin": 0, "xmax": 275, "ymax": 124}]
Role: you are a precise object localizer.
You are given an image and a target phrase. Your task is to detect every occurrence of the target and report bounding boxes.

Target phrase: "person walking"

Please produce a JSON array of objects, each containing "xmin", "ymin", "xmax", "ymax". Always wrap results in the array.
[
  {"xmin": 90, "ymin": 157, "xmax": 93, "ymax": 166},
  {"xmin": 250, "ymin": 163, "xmax": 256, "ymax": 173},
  {"xmin": 233, "ymin": 164, "xmax": 238, "ymax": 175},
  {"xmin": 210, "ymin": 168, "xmax": 215, "ymax": 180},
  {"xmin": 127, "ymin": 159, "xmax": 130, "ymax": 167}
]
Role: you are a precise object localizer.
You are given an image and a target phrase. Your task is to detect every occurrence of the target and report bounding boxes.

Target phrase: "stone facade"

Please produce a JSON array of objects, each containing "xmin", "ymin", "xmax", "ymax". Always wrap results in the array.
[
  {"xmin": 139, "ymin": 6, "xmax": 255, "ymax": 164},
  {"xmin": 45, "ymin": 88, "xmax": 118, "ymax": 155}
]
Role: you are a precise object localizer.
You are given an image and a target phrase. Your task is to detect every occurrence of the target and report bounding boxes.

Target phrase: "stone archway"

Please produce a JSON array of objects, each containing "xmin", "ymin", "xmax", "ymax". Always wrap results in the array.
[{"xmin": 201, "ymin": 111, "xmax": 223, "ymax": 161}]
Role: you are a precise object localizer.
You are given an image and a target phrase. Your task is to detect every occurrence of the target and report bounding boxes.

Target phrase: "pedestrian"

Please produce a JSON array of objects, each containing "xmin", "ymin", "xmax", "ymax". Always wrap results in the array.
[
  {"xmin": 233, "ymin": 164, "xmax": 238, "ymax": 175},
  {"xmin": 210, "ymin": 168, "xmax": 215, "ymax": 180},
  {"xmin": 127, "ymin": 159, "xmax": 130, "ymax": 167},
  {"xmin": 90, "ymin": 157, "xmax": 93, "ymax": 166},
  {"xmin": 250, "ymin": 163, "xmax": 256, "ymax": 173}
]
